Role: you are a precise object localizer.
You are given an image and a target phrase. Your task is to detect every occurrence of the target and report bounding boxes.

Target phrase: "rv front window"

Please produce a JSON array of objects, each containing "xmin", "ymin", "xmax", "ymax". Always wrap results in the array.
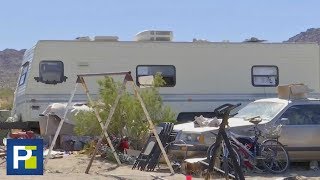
[
  {"xmin": 136, "ymin": 65, "xmax": 176, "ymax": 87},
  {"xmin": 35, "ymin": 60, "xmax": 67, "ymax": 84},
  {"xmin": 18, "ymin": 62, "xmax": 29, "ymax": 86}
]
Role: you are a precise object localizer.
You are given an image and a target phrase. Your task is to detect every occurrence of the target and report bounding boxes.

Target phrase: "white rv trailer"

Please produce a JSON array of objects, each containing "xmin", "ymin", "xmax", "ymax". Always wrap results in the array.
[{"xmin": 11, "ymin": 30, "xmax": 320, "ymax": 129}]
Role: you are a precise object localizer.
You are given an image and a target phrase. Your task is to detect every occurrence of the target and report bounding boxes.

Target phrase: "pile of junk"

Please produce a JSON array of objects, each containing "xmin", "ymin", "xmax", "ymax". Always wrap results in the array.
[
  {"xmin": 1, "ymin": 101, "xmax": 225, "ymax": 175},
  {"xmin": 37, "ymin": 102, "xmax": 169, "ymax": 165}
]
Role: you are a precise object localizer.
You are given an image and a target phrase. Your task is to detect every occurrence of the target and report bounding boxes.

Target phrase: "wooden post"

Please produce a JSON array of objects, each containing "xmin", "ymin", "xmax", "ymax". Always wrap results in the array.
[
  {"xmin": 44, "ymin": 83, "xmax": 79, "ymax": 167},
  {"xmin": 131, "ymin": 81, "xmax": 175, "ymax": 174},
  {"xmin": 79, "ymin": 77, "xmax": 122, "ymax": 165},
  {"xmin": 85, "ymin": 78, "xmax": 127, "ymax": 174},
  {"xmin": 44, "ymin": 71, "xmax": 175, "ymax": 175}
]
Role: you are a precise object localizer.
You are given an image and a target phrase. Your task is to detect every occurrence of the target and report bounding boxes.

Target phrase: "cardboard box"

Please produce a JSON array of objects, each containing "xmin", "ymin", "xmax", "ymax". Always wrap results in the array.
[{"xmin": 277, "ymin": 84, "xmax": 308, "ymax": 99}]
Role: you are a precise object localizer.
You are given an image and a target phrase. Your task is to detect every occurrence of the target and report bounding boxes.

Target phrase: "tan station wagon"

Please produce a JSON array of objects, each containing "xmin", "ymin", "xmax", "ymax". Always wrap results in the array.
[
  {"xmin": 172, "ymin": 97, "xmax": 320, "ymax": 161},
  {"xmin": 227, "ymin": 97, "xmax": 320, "ymax": 161}
]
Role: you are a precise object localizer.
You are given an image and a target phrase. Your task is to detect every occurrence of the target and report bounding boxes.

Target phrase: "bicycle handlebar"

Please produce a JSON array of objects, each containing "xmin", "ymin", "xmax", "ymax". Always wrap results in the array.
[{"xmin": 213, "ymin": 103, "xmax": 241, "ymax": 116}]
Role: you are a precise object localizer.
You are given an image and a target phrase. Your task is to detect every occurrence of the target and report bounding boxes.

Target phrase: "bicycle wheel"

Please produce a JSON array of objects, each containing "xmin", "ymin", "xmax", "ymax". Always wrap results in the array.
[
  {"xmin": 207, "ymin": 142, "xmax": 242, "ymax": 177},
  {"xmin": 260, "ymin": 139, "xmax": 289, "ymax": 173}
]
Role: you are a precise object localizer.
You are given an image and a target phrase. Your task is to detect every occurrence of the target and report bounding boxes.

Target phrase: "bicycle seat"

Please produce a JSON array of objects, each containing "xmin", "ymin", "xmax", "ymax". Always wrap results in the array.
[{"xmin": 248, "ymin": 118, "xmax": 262, "ymax": 125}]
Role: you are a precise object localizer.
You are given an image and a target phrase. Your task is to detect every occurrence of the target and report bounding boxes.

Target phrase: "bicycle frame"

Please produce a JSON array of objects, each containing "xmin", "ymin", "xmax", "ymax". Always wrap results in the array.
[
  {"xmin": 207, "ymin": 110, "xmax": 288, "ymax": 176},
  {"xmin": 230, "ymin": 134, "xmax": 255, "ymax": 157},
  {"xmin": 207, "ymin": 103, "xmax": 245, "ymax": 180},
  {"xmin": 226, "ymin": 127, "xmax": 261, "ymax": 170}
]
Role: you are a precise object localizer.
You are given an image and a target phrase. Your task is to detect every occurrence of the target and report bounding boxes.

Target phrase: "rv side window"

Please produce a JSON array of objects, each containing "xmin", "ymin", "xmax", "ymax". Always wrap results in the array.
[
  {"xmin": 136, "ymin": 65, "xmax": 176, "ymax": 87},
  {"xmin": 251, "ymin": 65, "xmax": 279, "ymax": 87},
  {"xmin": 35, "ymin": 60, "xmax": 67, "ymax": 84},
  {"xmin": 18, "ymin": 62, "xmax": 29, "ymax": 86}
]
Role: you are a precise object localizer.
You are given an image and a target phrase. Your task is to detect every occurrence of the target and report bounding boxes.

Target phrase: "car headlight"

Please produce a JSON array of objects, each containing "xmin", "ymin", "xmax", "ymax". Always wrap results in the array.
[
  {"xmin": 184, "ymin": 134, "xmax": 205, "ymax": 144},
  {"xmin": 196, "ymin": 135, "xmax": 205, "ymax": 144}
]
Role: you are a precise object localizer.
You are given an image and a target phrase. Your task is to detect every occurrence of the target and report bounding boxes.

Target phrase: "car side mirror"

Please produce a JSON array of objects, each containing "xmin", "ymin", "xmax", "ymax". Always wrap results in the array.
[{"xmin": 280, "ymin": 117, "xmax": 289, "ymax": 125}]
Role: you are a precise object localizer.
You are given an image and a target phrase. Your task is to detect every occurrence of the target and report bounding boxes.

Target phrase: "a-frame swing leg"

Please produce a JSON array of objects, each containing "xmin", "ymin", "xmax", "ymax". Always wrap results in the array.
[
  {"xmin": 84, "ymin": 78, "xmax": 127, "ymax": 174},
  {"xmin": 44, "ymin": 82, "xmax": 79, "ymax": 168},
  {"xmin": 131, "ymin": 81, "xmax": 175, "ymax": 174},
  {"xmin": 79, "ymin": 77, "xmax": 122, "ymax": 166}
]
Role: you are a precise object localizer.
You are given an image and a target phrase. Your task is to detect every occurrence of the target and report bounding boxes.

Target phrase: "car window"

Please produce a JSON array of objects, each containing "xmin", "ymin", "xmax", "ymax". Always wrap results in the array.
[
  {"xmin": 280, "ymin": 105, "xmax": 320, "ymax": 125},
  {"xmin": 235, "ymin": 101, "xmax": 286, "ymax": 121}
]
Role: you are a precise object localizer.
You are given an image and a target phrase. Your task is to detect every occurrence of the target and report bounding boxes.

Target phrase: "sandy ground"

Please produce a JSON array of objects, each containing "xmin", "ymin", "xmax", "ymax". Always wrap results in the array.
[{"xmin": 0, "ymin": 154, "xmax": 320, "ymax": 180}]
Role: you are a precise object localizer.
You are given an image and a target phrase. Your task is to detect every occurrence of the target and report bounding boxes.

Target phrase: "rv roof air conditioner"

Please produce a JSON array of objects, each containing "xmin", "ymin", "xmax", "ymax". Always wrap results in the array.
[
  {"xmin": 75, "ymin": 36, "xmax": 91, "ymax": 41},
  {"xmin": 243, "ymin": 37, "xmax": 266, "ymax": 43},
  {"xmin": 135, "ymin": 30, "xmax": 173, "ymax": 42},
  {"xmin": 94, "ymin": 36, "xmax": 119, "ymax": 42},
  {"xmin": 192, "ymin": 38, "xmax": 210, "ymax": 42}
]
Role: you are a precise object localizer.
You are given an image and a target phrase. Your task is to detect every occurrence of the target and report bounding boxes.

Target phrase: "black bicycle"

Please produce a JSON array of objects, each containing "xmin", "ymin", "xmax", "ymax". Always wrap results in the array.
[
  {"xmin": 208, "ymin": 116, "xmax": 290, "ymax": 175},
  {"xmin": 205, "ymin": 103, "xmax": 245, "ymax": 180}
]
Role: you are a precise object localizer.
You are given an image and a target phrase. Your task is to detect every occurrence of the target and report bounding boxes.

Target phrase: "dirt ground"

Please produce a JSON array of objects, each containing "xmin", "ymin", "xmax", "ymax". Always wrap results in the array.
[{"xmin": 0, "ymin": 154, "xmax": 320, "ymax": 180}]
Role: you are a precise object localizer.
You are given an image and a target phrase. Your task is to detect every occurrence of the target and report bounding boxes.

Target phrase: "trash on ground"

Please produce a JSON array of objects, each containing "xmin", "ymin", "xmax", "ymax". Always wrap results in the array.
[
  {"xmin": 181, "ymin": 157, "xmax": 207, "ymax": 177},
  {"xmin": 43, "ymin": 149, "xmax": 66, "ymax": 159},
  {"xmin": 60, "ymin": 135, "xmax": 92, "ymax": 151}
]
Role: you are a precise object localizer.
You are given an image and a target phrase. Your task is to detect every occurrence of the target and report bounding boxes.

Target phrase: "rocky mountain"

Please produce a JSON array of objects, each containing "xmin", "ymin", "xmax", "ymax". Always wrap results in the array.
[
  {"xmin": 285, "ymin": 28, "xmax": 320, "ymax": 44},
  {"xmin": 0, "ymin": 49, "xmax": 25, "ymax": 89}
]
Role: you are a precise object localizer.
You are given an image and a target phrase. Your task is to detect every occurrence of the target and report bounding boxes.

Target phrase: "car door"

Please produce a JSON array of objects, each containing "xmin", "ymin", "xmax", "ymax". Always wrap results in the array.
[{"xmin": 278, "ymin": 104, "xmax": 320, "ymax": 161}]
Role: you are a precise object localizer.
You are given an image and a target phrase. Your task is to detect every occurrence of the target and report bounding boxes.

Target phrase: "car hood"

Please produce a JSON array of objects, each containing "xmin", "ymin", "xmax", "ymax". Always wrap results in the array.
[
  {"xmin": 173, "ymin": 122, "xmax": 218, "ymax": 134},
  {"xmin": 173, "ymin": 118, "xmax": 269, "ymax": 134},
  {"xmin": 228, "ymin": 117, "xmax": 269, "ymax": 127}
]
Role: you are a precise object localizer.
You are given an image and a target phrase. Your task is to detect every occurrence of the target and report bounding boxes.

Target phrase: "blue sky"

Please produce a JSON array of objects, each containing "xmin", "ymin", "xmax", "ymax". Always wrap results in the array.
[{"xmin": 1, "ymin": 0, "xmax": 320, "ymax": 50}]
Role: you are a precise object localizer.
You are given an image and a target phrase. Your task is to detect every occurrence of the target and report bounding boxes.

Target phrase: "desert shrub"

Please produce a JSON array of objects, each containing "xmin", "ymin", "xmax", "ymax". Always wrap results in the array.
[
  {"xmin": 0, "ymin": 88, "xmax": 14, "ymax": 110},
  {"xmin": 74, "ymin": 74, "xmax": 176, "ymax": 149}
]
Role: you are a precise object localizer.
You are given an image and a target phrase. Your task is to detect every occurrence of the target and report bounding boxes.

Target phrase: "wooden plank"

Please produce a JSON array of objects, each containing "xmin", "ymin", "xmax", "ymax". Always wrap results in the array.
[
  {"xmin": 131, "ymin": 81, "xmax": 175, "ymax": 174},
  {"xmin": 44, "ymin": 83, "xmax": 79, "ymax": 167}
]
